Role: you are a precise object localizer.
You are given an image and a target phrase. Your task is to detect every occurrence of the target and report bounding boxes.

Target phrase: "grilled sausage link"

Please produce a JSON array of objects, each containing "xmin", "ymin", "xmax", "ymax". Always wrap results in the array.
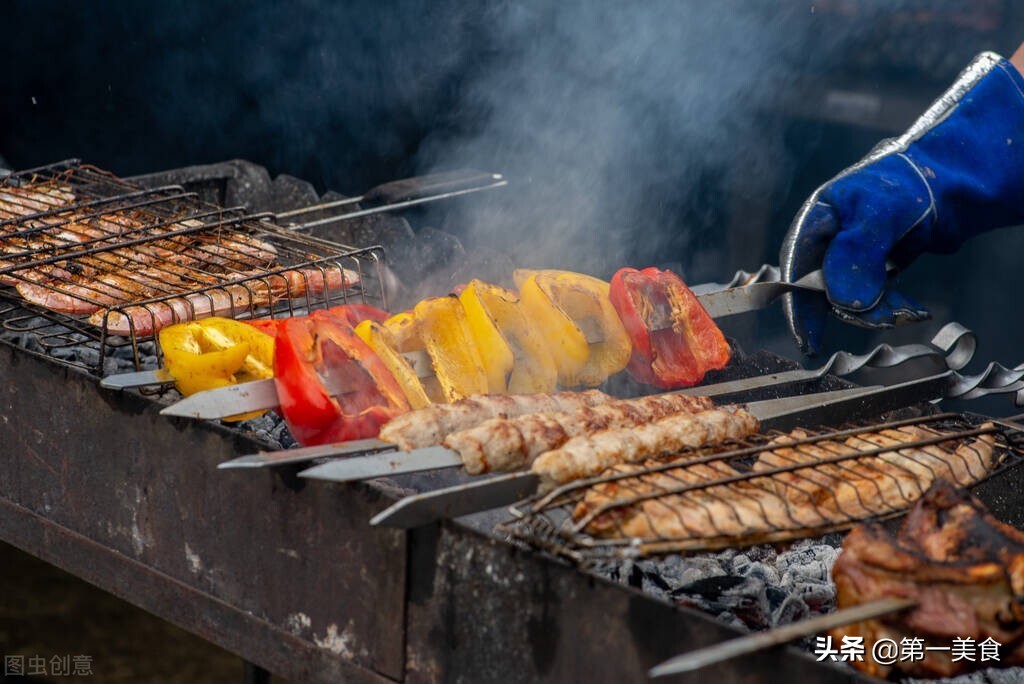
[
  {"xmin": 378, "ymin": 390, "xmax": 615, "ymax": 451},
  {"xmin": 532, "ymin": 408, "xmax": 760, "ymax": 487},
  {"xmin": 445, "ymin": 393, "xmax": 714, "ymax": 475}
]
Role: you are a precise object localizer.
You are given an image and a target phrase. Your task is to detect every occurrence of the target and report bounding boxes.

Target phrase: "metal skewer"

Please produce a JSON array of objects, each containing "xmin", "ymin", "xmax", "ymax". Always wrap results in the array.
[
  {"xmin": 277, "ymin": 170, "xmax": 508, "ymax": 231},
  {"xmin": 647, "ymin": 597, "xmax": 917, "ymax": 678}
]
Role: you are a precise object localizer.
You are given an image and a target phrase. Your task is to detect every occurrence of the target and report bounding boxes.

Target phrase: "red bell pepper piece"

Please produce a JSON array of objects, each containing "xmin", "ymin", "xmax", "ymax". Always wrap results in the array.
[
  {"xmin": 326, "ymin": 303, "xmax": 389, "ymax": 326},
  {"xmin": 244, "ymin": 304, "xmax": 388, "ymax": 338},
  {"xmin": 274, "ymin": 309, "xmax": 410, "ymax": 446},
  {"xmin": 243, "ymin": 318, "xmax": 284, "ymax": 336},
  {"xmin": 609, "ymin": 267, "xmax": 731, "ymax": 388}
]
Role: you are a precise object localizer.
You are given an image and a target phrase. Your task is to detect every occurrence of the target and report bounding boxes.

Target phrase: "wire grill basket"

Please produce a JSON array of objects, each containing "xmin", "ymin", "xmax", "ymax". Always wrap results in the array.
[
  {"xmin": 0, "ymin": 159, "xmax": 386, "ymax": 376},
  {"xmin": 507, "ymin": 413, "xmax": 1024, "ymax": 563}
]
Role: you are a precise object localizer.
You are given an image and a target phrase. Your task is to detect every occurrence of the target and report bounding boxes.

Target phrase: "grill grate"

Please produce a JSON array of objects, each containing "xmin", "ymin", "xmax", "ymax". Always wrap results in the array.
[
  {"xmin": 507, "ymin": 413, "xmax": 1024, "ymax": 564},
  {"xmin": 0, "ymin": 160, "xmax": 386, "ymax": 376}
]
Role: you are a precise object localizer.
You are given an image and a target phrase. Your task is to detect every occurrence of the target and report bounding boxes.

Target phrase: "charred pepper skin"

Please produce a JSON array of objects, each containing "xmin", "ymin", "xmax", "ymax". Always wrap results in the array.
[
  {"xmin": 274, "ymin": 310, "xmax": 409, "ymax": 447},
  {"xmin": 610, "ymin": 267, "xmax": 730, "ymax": 389},
  {"xmin": 413, "ymin": 296, "xmax": 490, "ymax": 402},
  {"xmin": 354, "ymin": 319, "xmax": 432, "ymax": 409},
  {"xmin": 459, "ymin": 280, "xmax": 559, "ymax": 395}
]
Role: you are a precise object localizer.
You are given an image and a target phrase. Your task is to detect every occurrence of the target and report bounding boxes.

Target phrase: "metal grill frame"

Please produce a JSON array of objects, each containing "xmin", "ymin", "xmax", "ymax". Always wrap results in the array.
[
  {"xmin": 507, "ymin": 412, "xmax": 1024, "ymax": 563},
  {"xmin": 0, "ymin": 159, "xmax": 387, "ymax": 376}
]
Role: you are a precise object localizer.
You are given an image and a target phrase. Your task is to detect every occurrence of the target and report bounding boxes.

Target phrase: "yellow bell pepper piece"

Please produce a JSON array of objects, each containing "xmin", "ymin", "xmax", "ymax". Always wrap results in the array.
[
  {"xmin": 514, "ymin": 273, "xmax": 590, "ymax": 386},
  {"xmin": 355, "ymin": 319, "xmax": 432, "ymax": 410},
  {"xmin": 414, "ymin": 296, "xmax": 489, "ymax": 402},
  {"xmin": 458, "ymin": 281, "xmax": 515, "ymax": 393},
  {"xmin": 460, "ymin": 280, "xmax": 558, "ymax": 394},
  {"xmin": 158, "ymin": 317, "xmax": 275, "ymax": 421},
  {"xmin": 514, "ymin": 269, "xmax": 630, "ymax": 387},
  {"xmin": 383, "ymin": 311, "xmax": 421, "ymax": 352},
  {"xmin": 196, "ymin": 318, "xmax": 275, "ymax": 381}
]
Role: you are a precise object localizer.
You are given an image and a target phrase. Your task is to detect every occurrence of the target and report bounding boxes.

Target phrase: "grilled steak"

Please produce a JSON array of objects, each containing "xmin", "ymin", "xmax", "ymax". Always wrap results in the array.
[
  {"xmin": 378, "ymin": 390, "xmax": 615, "ymax": 451},
  {"xmin": 830, "ymin": 481, "xmax": 1024, "ymax": 678}
]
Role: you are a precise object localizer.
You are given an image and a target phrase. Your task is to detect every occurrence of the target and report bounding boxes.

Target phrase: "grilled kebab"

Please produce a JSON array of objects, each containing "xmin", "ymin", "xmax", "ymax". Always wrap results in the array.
[
  {"xmin": 377, "ymin": 389, "xmax": 616, "ymax": 450},
  {"xmin": 443, "ymin": 393, "xmax": 715, "ymax": 474},
  {"xmin": 533, "ymin": 407, "xmax": 760, "ymax": 487}
]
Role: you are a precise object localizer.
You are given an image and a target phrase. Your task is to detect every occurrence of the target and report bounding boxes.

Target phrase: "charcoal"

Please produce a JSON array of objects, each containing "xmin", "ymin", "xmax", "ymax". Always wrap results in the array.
[
  {"xmin": 720, "ymin": 577, "xmax": 771, "ymax": 630},
  {"xmin": 714, "ymin": 610, "xmax": 749, "ymax": 632},
  {"xmin": 788, "ymin": 580, "xmax": 835, "ymax": 613},
  {"xmin": 310, "ymin": 208, "xmax": 415, "ymax": 253},
  {"xmin": 589, "ymin": 538, "xmax": 844, "ymax": 634},
  {"xmin": 443, "ymin": 247, "xmax": 518, "ymax": 291},
  {"xmin": 770, "ymin": 594, "xmax": 810, "ymax": 626},
  {"xmin": 131, "ymin": 159, "xmax": 275, "ymax": 211},
  {"xmin": 666, "ymin": 557, "xmax": 728, "ymax": 586},
  {"xmin": 735, "ymin": 560, "xmax": 781, "ymax": 587},
  {"xmin": 268, "ymin": 174, "xmax": 320, "ymax": 213},
  {"xmin": 392, "ymin": 226, "xmax": 466, "ymax": 284}
]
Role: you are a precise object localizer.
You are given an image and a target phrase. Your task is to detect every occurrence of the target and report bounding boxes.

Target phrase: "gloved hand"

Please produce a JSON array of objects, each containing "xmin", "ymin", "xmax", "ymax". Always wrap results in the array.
[{"xmin": 780, "ymin": 52, "xmax": 1024, "ymax": 354}]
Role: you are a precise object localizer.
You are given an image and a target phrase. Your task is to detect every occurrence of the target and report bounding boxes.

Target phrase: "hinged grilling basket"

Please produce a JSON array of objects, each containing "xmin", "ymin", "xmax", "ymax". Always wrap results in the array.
[
  {"xmin": 507, "ymin": 412, "xmax": 1024, "ymax": 564},
  {"xmin": 0, "ymin": 159, "xmax": 386, "ymax": 376}
]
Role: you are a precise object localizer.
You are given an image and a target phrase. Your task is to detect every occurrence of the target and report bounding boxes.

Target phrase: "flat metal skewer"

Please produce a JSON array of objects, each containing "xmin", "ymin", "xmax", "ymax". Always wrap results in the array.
[{"xmin": 647, "ymin": 597, "xmax": 917, "ymax": 678}]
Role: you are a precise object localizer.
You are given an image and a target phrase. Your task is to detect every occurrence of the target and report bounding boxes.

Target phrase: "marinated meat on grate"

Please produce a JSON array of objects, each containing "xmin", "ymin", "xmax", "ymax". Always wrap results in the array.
[
  {"xmin": 1, "ymin": 185, "xmax": 81, "ymax": 286},
  {"xmin": 0, "ymin": 184, "xmax": 76, "ymax": 216},
  {"xmin": 88, "ymin": 266, "xmax": 358, "ymax": 336},
  {"xmin": 2, "ymin": 183, "xmax": 355, "ymax": 331},
  {"xmin": 830, "ymin": 482, "xmax": 1024, "ymax": 678},
  {"xmin": 570, "ymin": 423, "xmax": 996, "ymax": 542},
  {"xmin": 532, "ymin": 408, "xmax": 759, "ymax": 487},
  {"xmin": 379, "ymin": 390, "xmax": 615, "ymax": 451},
  {"xmin": 753, "ymin": 425, "xmax": 996, "ymax": 523},
  {"xmin": 443, "ymin": 393, "xmax": 714, "ymax": 474}
]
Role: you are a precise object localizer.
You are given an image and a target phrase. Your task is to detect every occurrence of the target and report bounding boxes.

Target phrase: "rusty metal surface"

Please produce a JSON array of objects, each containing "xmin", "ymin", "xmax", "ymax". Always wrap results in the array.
[
  {"xmin": 0, "ymin": 341, "xmax": 406, "ymax": 683},
  {"xmin": 401, "ymin": 522, "xmax": 870, "ymax": 683}
]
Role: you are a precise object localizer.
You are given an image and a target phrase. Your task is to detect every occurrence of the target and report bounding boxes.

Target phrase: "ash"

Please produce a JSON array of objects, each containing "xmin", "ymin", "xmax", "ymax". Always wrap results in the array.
[{"xmin": 596, "ymin": 538, "xmax": 841, "ymax": 633}]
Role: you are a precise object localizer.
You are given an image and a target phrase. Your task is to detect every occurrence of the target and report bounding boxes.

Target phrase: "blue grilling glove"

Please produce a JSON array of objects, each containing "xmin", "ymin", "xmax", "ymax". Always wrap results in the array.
[{"xmin": 780, "ymin": 52, "xmax": 1024, "ymax": 354}]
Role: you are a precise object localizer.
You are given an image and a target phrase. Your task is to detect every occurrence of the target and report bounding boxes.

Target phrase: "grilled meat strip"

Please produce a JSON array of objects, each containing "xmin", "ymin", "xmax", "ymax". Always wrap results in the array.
[
  {"xmin": 443, "ymin": 393, "xmax": 714, "ymax": 475},
  {"xmin": 831, "ymin": 482, "xmax": 1024, "ymax": 679},
  {"xmin": 572, "ymin": 423, "xmax": 997, "ymax": 542},
  {"xmin": 574, "ymin": 459, "xmax": 746, "ymax": 537},
  {"xmin": 88, "ymin": 265, "xmax": 359, "ymax": 336},
  {"xmin": 532, "ymin": 408, "xmax": 759, "ymax": 487},
  {"xmin": 753, "ymin": 425, "xmax": 996, "ymax": 523},
  {"xmin": 378, "ymin": 390, "xmax": 615, "ymax": 451}
]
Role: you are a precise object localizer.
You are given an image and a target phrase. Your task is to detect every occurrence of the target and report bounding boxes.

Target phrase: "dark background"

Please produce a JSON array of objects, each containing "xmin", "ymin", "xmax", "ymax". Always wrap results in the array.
[{"xmin": 3, "ymin": 0, "xmax": 1023, "ymax": 368}]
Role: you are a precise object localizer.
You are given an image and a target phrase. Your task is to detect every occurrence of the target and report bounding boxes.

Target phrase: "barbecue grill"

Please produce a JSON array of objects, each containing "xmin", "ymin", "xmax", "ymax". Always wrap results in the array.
[{"xmin": 3, "ymin": 159, "xmax": 1024, "ymax": 683}]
